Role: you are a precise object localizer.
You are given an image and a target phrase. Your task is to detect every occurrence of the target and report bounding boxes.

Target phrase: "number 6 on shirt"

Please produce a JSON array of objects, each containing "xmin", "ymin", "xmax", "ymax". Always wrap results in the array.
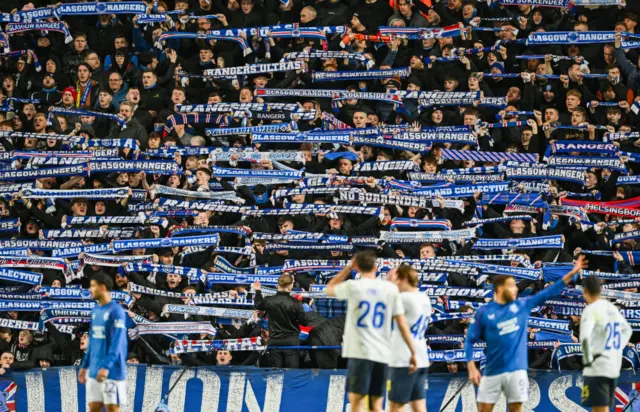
[{"xmin": 356, "ymin": 301, "xmax": 386, "ymax": 328}]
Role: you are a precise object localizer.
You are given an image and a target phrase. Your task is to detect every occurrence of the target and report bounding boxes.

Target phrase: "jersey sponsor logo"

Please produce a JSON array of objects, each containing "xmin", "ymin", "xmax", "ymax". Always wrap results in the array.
[
  {"xmin": 92, "ymin": 325, "xmax": 105, "ymax": 339},
  {"xmin": 497, "ymin": 317, "xmax": 520, "ymax": 336}
]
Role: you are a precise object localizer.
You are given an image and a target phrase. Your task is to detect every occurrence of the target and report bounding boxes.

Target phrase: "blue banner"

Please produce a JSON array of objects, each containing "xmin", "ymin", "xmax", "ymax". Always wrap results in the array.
[{"xmin": 7, "ymin": 366, "xmax": 640, "ymax": 411}]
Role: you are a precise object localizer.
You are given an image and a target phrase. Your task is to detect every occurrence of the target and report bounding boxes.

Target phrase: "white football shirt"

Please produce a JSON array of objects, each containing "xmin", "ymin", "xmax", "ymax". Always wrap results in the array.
[
  {"xmin": 389, "ymin": 291, "xmax": 432, "ymax": 368},
  {"xmin": 333, "ymin": 277, "xmax": 404, "ymax": 364},
  {"xmin": 580, "ymin": 298, "xmax": 632, "ymax": 379}
]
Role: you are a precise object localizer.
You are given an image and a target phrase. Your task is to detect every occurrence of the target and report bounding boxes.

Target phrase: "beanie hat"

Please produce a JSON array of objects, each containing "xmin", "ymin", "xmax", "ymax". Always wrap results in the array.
[{"xmin": 63, "ymin": 86, "xmax": 77, "ymax": 101}]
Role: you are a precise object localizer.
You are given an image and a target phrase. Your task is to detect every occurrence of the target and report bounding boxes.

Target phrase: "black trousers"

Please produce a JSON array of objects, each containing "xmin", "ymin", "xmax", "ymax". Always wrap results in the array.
[{"xmin": 269, "ymin": 337, "xmax": 300, "ymax": 368}]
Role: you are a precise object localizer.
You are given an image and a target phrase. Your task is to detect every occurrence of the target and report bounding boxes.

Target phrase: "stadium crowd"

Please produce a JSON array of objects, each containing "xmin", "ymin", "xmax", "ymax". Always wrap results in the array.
[{"xmin": 0, "ymin": 0, "xmax": 638, "ymax": 376}]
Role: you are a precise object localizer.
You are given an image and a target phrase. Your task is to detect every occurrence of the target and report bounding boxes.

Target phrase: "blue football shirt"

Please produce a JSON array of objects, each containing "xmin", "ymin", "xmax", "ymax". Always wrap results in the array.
[{"xmin": 464, "ymin": 280, "xmax": 565, "ymax": 376}]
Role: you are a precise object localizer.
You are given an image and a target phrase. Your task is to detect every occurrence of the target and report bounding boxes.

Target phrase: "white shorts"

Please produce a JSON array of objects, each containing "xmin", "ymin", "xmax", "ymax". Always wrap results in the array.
[
  {"xmin": 477, "ymin": 370, "xmax": 529, "ymax": 404},
  {"xmin": 86, "ymin": 377, "xmax": 127, "ymax": 406}
]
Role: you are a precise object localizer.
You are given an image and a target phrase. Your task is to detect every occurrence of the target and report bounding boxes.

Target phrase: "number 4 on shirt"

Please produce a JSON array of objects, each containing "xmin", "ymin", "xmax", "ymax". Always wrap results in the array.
[
  {"xmin": 356, "ymin": 301, "xmax": 386, "ymax": 328},
  {"xmin": 410, "ymin": 315, "xmax": 429, "ymax": 339}
]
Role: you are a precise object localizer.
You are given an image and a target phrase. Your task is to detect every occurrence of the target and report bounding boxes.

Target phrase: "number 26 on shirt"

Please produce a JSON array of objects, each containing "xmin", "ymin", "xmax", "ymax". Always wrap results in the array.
[
  {"xmin": 605, "ymin": 322, "xmax": 621, "ymax": 350},
  {"xmin": 356, "ymin": 301, "xmax": 386, "ymax": 328}
]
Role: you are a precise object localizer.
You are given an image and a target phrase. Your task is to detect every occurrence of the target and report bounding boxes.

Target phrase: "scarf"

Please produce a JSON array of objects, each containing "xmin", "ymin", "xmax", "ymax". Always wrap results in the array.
[
  {"xmin": 112, "ymin": 234, "xmax": 219, "ymax": 252},
  {"xmin": 178, "ymin": 102, "xmax": 304, "ymax": 114},
  {"xmin": 162, "ymin": 304, "xmax": 254, "ymax": 319},
  {"xmin": 547, "ymin": 156, "xmax": 627, "ymax": 173},
  {"xmin": 50, "ymin": 107, "xmax": 126, "ymax": 129},
  {"xmin": 152, "ymin": 185, "xmax": 243, "ymax": 203},
  {"xmin": 0, "ymin": 256, "xmax": 74, "ymax": 283},
  {"xmin": 411, "ymin": 182, "xmax": 510, "ymax": 198},
  {"xmin": 126, "ymin": 262, "xmax": 212, "ymax": 283},
  {"xmin": 353, "ymin": 160, "xmax": 418, "ymax": 173},
  {"xmin": 244, "ymin": 203, "xmax": 380, "ymax": 216},
  {"xmin": 129, "ymin": 321, "xmax": 218, "ymax": 340},
  {"xmin": 479, "ymin": 192, "xmax": 547, "ymax": 208},
  {"xmin": 266, "ymin": 243, "xmax": 353, "ymax": 252},
  {"xmin": 527, "ymin": 31, "xmax": 640, "ymax": 49},
  {"xmin": 54, "ymin": 2, "xmax": 147, "ymax": 18},
  {"xmin": 84, "ymin": 138, "xmax": 139, "ymax": 150},
  {"xmin": 164, "ymin": 113, "xmax": 229, "ymax": 134},
  {"xmin": 379, "ymin": 228, "xmax": 476, "ymax": 244},
  {"xmin": 203, "ymin": 61, "xmax": 302, "ymax": 77},
  {"xmin": 6, "ymin": 22, "xmax": 72, "ymax": 44},
  {"xmin": 397, "ymin": 130, "xmax": 477, "ymax": 146},
  {"xmin": 206, "ymin": 273, "xmax": 280, "ymax": 286},
  {"xmin": 205, "ymin": 123, "xmax": 292, "ymax": 137},
  {"xmin": 89, "ymin": 160, "xmax": 181, "ymax": 175},
  {"xmin": 378, "ymin": 258, "xmax": 479, "ymax": 275},
  {"xmin": 51, "ymin": 242, "xmax": 112, "ymax": 258},
  {"xmin": 151, "ymin": 198, "xmax": 246, "ymax": 214},
  {"xmin": 473, "ymin": 235, "xmax": 564, "ymax": 250},
  {"xmin": 389, "ymin": 218, "xmax": 451, "ymax": 231},
  {"xmin": 312, "ymin": 68, "xmax": 410, "ymax": 82},
  {"xmin": 22, "ymin": 188, "xmax": 129, "ymax": 199},
  {"xmin": 284, "ymin": 49, "xmax": 374, "ymax": 69},
  {"xmin": 211, "ymin": 165, "xmax": 302, "ymax": 179},
  {"xmin": 505, "ymin": 166, "xmax": 586, "ymax": 185},
  {"xmin": 528, "ymin": 316, "xmax": 571, "ymax": 333},
  {"xmin": 423, "ymin": 286, "xmax": 492, "ymax": 299},
  {"xmin": 81, "ymin": 253, "xmax": 154, "ymax": 268},
  {"xmin": 43, "ymin": 228, "xmax": 137, "ymax": 239},
  {"xmin": 337, "ymin": 190, "xmax": 430, "ymax": 208},
  {"xmin": 441, "ymin": 149, "xmax": 538, "ymax": 163},
  {"xmin": 170, "ymin": 337, "xmax": 263, "ymax": 354},
  {"xmin": 378, "ymin": 24, "xmax": 461, "ymax": 39},
  {"xmin": 499, "ymin": 0, "xmax": 569, "ymax": 6},
  {"xmin": 0, "ymin": 268, "xmax": 42, "ymax": 286},
  {"xmin": 0, "ymin": 164, "xmax": 87, "ymax": 181},
  {"xmin": 562, "ymin": 197, "xmax": 640, "ymax": 218}
]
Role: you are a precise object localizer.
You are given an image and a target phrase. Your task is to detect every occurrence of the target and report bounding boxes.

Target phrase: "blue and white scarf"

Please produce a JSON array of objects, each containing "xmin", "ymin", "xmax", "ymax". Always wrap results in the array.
[
  {"xmin": 505, "ymin": 166, "xmax": 586, "ymax": 185},
  {"xmin": 22, "ymin": 188, "xmax": 129, "ymax": 199},
  {"xmin": 312, "ymin": 68, "xmax": 409, "ymax": 82},
  {"xmin": 203, "ymin": 61, "xmax": 302, "ymax": 77},
  {"xmin": 441, "ymin": 149, "xmax": 538, "ymax": 163},
  {"xmin": 473, "ymin": 235, "xmax": 564, "ymax": 250},
  {"xmin": 6, "ymin": 22, "xmax": 72, "ymax": 44},
  {"xmin": 112, "ymin": 234, "xmax": 220, "ymax": 252},
  {"xmin": 153, "ymin": 185, "xmax": 243, "ymax": 203},
  {"xmin": 379, "ymin": 228, "xmax": 476, "ymax": 244},
  {"xmin": 547, "ymin": 156, "xmax": 626, "ymax": 173},
  {"xmin": 284, "ymin": 50, "xmax": 374, "ymax": 69},
  {"xmin": 0, "ymin": 164, "xmax": 87, "ymax": 181},
  {"xmin": 397, "ymin": 130, "xmax": 477, "ymax": 146},
  {"xmin": 53, "ymin": 2, "xmax": 147, "ymax": 18},
  {"xmin": 50, "ymin": 107, "xmax": 126, "ymax": 129},
  {"xmin": 90, "ymin": 160, "xmax": 181, "ymax": 175},
  {"xmin": 205, "ymin": 123, "xmax": 292, "ymax": 137}
]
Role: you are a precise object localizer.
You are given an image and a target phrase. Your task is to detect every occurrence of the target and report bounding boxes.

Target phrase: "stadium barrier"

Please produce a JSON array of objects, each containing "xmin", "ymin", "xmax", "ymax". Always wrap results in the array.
[{"xmin": 2, "ymin": 365, "xmax": 640, "ymax": 411}]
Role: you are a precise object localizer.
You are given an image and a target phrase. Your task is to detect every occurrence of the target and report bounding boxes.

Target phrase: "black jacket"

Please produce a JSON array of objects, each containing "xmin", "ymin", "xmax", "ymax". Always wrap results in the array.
[{"xmin": 254, "ymin": 290, "xmax": 308, "ymax": 340}]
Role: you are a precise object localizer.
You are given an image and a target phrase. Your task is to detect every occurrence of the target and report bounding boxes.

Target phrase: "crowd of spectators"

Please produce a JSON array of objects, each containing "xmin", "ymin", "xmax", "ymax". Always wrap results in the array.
[{"xmin": 0, "ymin": 0, "xmax": 638, "ymax": 376}]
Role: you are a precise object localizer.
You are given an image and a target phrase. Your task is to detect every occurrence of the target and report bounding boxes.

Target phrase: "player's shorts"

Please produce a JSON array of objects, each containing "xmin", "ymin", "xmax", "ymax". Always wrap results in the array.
[
  {"xmin": 582, "ymin": 376, "xmax": 617, "ymax": 408},
  {"xmin": 477, "ymin": 370, "xmax": 529, "ymax": 404},
  {"xmin": 87, "ymin": 377, "xmax": 127, "ymax": 406},
  {"xmin": 388, "ymin": 367, "xmax": 427, "ymax": 404},
  {"xmin": 346, "ymin": 358, "xmax": 388, "ymax": 397}
]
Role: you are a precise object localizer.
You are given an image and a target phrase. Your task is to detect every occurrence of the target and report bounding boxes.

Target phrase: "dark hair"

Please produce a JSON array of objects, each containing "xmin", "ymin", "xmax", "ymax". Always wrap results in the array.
[
  {"xmin": 92, "ymin": 272, "xmax": 113, "ymax": 291},
  {"xmin": 493, "ymin": 275, "xmax": 513, "ymax": 290},
  {"xmin": 354, "ymin": 250, "xmax": 377, "ymax": 273},
  {"xmin": 583, "ymin": 275, "xmax": 602, "ymax": 296},
  {"xmin": 277, "ymin": 215, "xmax": 293, "ymax": 226}
]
